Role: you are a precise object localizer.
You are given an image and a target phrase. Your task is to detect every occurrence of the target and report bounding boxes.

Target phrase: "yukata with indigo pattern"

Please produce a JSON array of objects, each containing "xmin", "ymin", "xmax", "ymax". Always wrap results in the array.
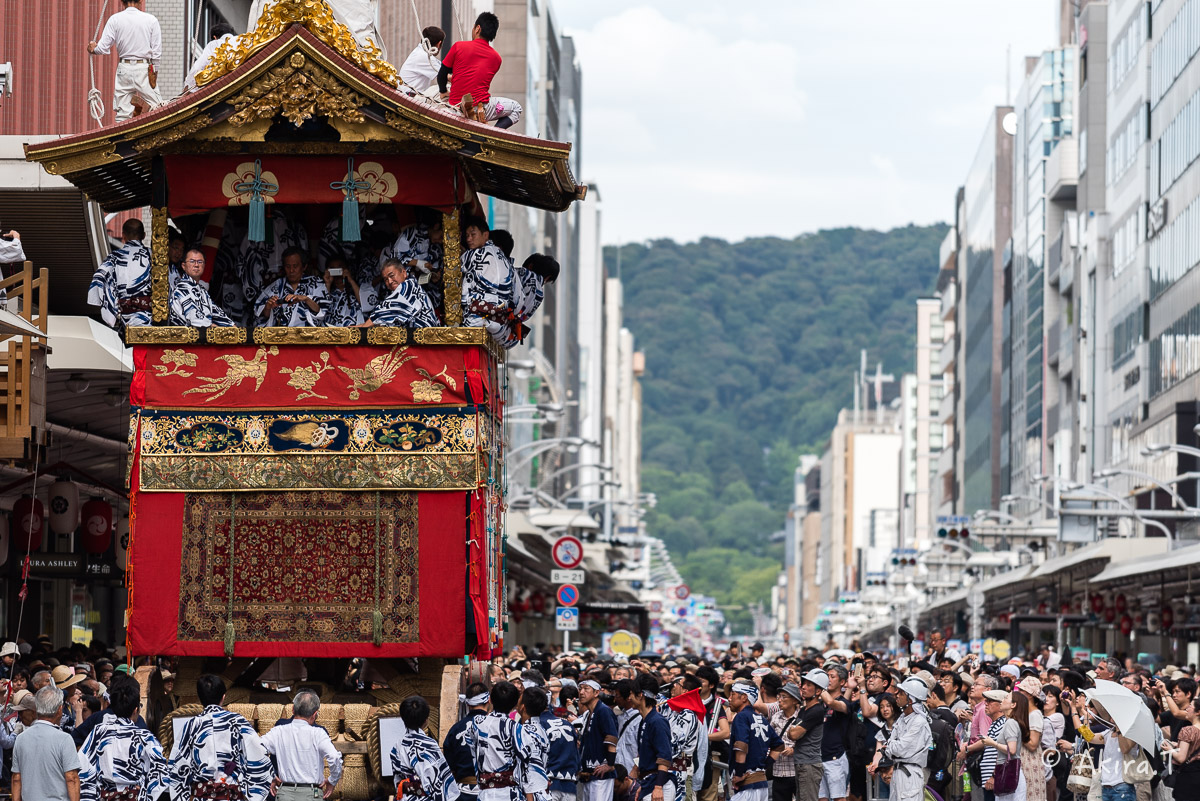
[
  {"xmin": 166, "ymin": 705, "xmax": 272, "ymax": 801},
  {"xmin": 78, "ymin": 714, "xmax": 168, "ymax": 801},
  {"xmin": 391, "ymin": 725, "xmax": 462, "ymax": 801},
  {"xmin": 88, "ymin": 239, "xmax": 151, "ymax": 329},
  {"xmin": 470, "ymin": 711, "xmax": 549, "ymax": 801},
  {"xmin": 460, "ymin": 241, "xmax": 514, "ymax": 343}
]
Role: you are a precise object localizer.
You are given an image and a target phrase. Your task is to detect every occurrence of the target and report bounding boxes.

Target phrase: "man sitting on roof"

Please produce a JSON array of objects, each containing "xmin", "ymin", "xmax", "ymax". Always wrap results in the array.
[
  {"xmin": 460, "ymin": 216, "xmax": 514, "ymax": 344},
  {"xmin": 437, "ymin": 13, "xmax": 523, "ymax": 129},
  {"xmin": 87, "ymin": 0, "xmax": 162, "ymax": 122},
  {"xmin": 400, "ymin": 26, "xmax": 445, "ymax": 95},
  {"xmin": 355, "ymin": 259, "xmax": 439, "ymax": 329},
  {"xmin": 253, "ymin": 246, "xmax": 327, "ymax": 327},
  {"xmin": 170, "ymin": 249, "xmax": 235, "ymax": 328},
  {"xmin": 183, "ymin": 22, "xmax": 236, "ymax": 93},
  {"xmin": 88, "ymin": 218, "xmax": 151, "ymax": 330}
]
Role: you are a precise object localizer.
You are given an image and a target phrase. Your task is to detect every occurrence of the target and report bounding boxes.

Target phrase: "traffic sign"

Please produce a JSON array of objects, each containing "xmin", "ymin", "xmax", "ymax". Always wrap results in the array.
[
  {"xmin": 674, "ymin": 584, "xmax": 690, "ymax": 600},
  {"xmin": 649, "ymin": 600, "xmax": 663, "ymax": 613},
  {"xmin": 556, "ymin": 607, "xmax": 579, "ymax": 630},
  {"xmin": 551, "ymin": 536, "xmax": 584, "ymax": 569},
  {"xmin": 556, "ymin": 584, "xmax": 579, "ymax": 606},
  {"xmin": 551, "ymin": 569, "xmax": 585, "ymax": 584}
]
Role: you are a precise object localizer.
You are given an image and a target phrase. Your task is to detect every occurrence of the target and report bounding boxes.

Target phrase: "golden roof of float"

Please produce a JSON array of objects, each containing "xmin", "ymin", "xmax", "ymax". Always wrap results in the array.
[{"xmin": 24, "ymin": 0, "xmax": 585, "ymax": 213}]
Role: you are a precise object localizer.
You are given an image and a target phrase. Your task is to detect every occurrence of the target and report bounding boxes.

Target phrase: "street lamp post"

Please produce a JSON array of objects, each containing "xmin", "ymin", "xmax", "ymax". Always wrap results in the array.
[
  {"xmin": 1060, "ymin": 481, "xmax": 1174, "ymax": 541},
  {"xmin": 1094, "ymin": 467, "xmax": 1190, "ymax": 511}
]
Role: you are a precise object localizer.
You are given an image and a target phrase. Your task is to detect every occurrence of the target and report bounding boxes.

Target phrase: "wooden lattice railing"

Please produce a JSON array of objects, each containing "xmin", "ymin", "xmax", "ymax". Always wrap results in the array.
[{"xmin": 0, "ymin": 261, "xmax": 48, "ymax": 459}]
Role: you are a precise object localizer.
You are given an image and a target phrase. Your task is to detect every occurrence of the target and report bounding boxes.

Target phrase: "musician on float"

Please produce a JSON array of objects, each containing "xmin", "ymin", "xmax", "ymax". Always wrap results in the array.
[
  {"xmin": 169, "ymin": 249, "xmax": 235, "ymax": 327},
  {"xmin": 254, "ymin": 246, "xmax": 327, "ymax": 327}
]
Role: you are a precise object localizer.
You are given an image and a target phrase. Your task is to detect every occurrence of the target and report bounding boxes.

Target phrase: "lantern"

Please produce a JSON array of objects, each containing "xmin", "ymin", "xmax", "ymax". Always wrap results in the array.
[
  {"xmin": 530, "ymin": 592, "xmax": 546, "ymax": 614},
  {"xmin": 1037, "ymin": 602, "xmax": 1049, "ymax": 615},
  {"xmin": 47, "ymin": 479, "xmax": 79, "ymax": 536},
  {"xmin": 1120, "ymin": 614, "xmax": 1133, "ymax": 636},
  {"xmin": 1115, "ymin": 593, "xmax": 1128, "ymax": 613},
  {"xmin": 1146, "ymin": 610, "xmax": 1161, "ymax": 634},
  {"xmin": 1163, "ymin": 605, "xmax": 1176, "ymax": 630},
  {"xmin": 114, "ymin": 516, "xmax": 129, "ymax": 570},
  {"xmin": 1060, "ymin": 601, "xmax": 1071, "ymax": 615},
  {"xmin": 1090, "ymin": 594, "xmax": 1104, "ymax": 614},
  {"xmin": 12, "ymin": 497, "xmax": 43, "ymax": 551},
  {"xmin": 80, "ymin": 499, "xmax": 113, "ymax": 555},
  {"xmin": 1104, "ymin": 606, "xmax": 1116, "ymax": 624}
]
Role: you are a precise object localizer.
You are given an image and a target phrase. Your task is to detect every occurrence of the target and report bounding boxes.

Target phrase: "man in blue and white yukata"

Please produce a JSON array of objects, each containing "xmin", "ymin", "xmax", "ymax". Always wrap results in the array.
[
  {"xmin": 662, "ymin": 678, "xmax": 704, "ymax": 801},
  {"xmin": 534, "ymin": 683, "xmax": 580, "ymax": 801},
  {"xmin": 728, "ymin": 681, "xmax": 783, "ymax": 801},
  {"xmin": 392, "ymin": 695, "xmax": 461, "ymax": 801},
  {"xmin": 170, "ymin": 249, "xmax": 235, "ymax": 327},
  {"xmin": 88, "ymin": 218, "xmax": 152, "ymax": 330},
  {"xmin": 78, "ymin": 675, "xmax": 168, "ymax": 801},
  {"xmin": 444, "ymin": 683, "xmax": 492, "ymax": 801},
  {"xmin": 470, "ymin": 680, "xmax": 548, "ymax": 801},
  {"xmin": 578, "ymin": 678, "xmax": 619, "ymax": 801},
  {"xmin": 382, "ymin": 212, "xmax": 445, "ymax": 313},
  {"xmin": 632, "ymin": 674, "xmax": 676, "ymax": 801},
  {"xmin": 321, "ymin": 255, "xmax": 365, "ymax": 326},
  {"xmin": 505, "ymin": 253, "xmax": 559, "ymax": 349},
  {"xmin": 239, "ymin": 208, "xmax": 309, "ymax": 318},
  {"xmin": 460, "ymin": 216, "xmax": 514, "ymax": 344},
  {"xmin": 253, "ymin": 246, "xmax": 327, "ymax": 327},
  {"xmin": 166, "ymin": 674, "xmax": 272, "ymax": 801},
  {"xmin": 356, "ymin": 259, "xmax": 440, "ymax": 329}
]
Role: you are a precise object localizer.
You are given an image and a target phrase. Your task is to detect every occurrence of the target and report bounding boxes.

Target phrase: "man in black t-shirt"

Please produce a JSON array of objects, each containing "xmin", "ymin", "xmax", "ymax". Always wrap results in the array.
[
  {"xmin": 820, "ymin": 665, "xmax": 851, "ymax": 801},
  {"xmin": 789, "ymin": 671, "xmax": 828, "ymax": 801}
]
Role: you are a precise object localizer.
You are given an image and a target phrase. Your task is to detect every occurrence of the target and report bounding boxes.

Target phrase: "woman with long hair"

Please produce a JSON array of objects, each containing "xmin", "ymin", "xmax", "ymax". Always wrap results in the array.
[
  {"xmin": 1165, "ymin": 698, "xmax": 1200, "ymax": 801},
  {"xmin": 1011, "ymin": 690, "xmax": 1045, "ymax": 801},
  {"xmin": 967, "ymin": 690, "xmax": 1026, "ymax": 801}
]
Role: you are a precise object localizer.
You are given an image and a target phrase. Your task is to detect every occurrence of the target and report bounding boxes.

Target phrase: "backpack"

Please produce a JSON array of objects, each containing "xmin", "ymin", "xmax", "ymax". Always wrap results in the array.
[{"xmin": 928, "ymin": 714, "xmax": 956, "ymax": 780}]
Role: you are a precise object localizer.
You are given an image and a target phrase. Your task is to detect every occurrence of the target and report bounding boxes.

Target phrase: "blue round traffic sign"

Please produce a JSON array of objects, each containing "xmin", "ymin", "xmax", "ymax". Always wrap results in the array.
[{"xmin": 557, "ymin": 584, "xmax": 579, "ymax": 606}]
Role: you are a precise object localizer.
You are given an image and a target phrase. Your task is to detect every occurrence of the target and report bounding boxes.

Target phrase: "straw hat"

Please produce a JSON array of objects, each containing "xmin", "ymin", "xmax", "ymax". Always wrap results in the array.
[{"xmin": 50, "ymin": 665, "xmax": 85, "ymax": 689}]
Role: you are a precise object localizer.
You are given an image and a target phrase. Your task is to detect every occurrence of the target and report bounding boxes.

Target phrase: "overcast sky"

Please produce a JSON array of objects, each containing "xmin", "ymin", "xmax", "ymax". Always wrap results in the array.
[{"xmin": 553, "ymin": 0, "xmax": 1058, "ymax": 245}]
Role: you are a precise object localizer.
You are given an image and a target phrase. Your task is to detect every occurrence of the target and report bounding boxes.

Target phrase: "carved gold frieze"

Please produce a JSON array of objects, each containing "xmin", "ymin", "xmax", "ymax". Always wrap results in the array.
[
  {"xmin": 205, "ymin": 327, "xmax": 249, "ymax": 345},
  {"xmin": 227, "ymin": 60, "xmax": 369, "ymax": 127},
  {"xmin": 365, "ymin": 328, "xmax": 408, "ymax": 345},
  {"xmin": 42, "ymin": 145, "xmax": 119, "ymax": 176},
  {"xmin": 252, "ymin": 327, "xmax": 362, "ymax": 346},
  {"xmin": 412, "ymin": 327, "xmax": 489, "ymax": 347},
  {"xmin": 475, "ymin": 147, "xmax": 554, "ymax": 175},
  {"xmin": 125, "ymin": 327, "xmax": 201, "ymax": 345},
  {"xmin": 383, "ymin": 113, "xmax": 465, "ymax": 151},
  {"xmin": 151, "ymin": 207, "xmax": 170, "ymax": 324},
  {"xmin": 133, "ymin": 116, "xmax": 213, "ymax": 153},
  {"xmin": 195, "ymin": 0, "xmax": 399, "ymax": 88}
]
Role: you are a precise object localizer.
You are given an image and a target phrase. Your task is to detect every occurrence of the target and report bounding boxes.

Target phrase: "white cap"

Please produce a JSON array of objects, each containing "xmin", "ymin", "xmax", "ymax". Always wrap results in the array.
[
  {"xmin": 898, "ymin": 677, "xmax": 929, "ymax": 701},
  {"xmin": 801, "ymin": 669, "xmax": 829, "ymax": 691}
]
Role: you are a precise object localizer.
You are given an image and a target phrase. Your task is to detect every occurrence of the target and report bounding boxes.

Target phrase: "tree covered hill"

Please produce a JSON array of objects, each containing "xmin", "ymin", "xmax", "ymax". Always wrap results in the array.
[{"xmin": 607, "ymin": 224, "xmax": 948, "ymax": 631}]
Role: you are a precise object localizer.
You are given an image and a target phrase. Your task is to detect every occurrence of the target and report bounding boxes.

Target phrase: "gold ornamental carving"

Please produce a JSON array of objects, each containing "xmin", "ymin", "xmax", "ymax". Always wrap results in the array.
[
  {"xmin": 195, "ymin": 0, "xmax": 400, "ymax": 88},
  {"xmin": 41, "ymin": 145, "xmax": 119, "ymax": 176},
  {"xmin": 227, "ymin": 61, "xmax": 368, "ymax": 127},
  {"xmin": 383, "ymin": 113, "xmax": 465, "ymax": 151},
  {"xmin": 205, "ymin": 327, "xmax": 248, "ymax": 345},
  {"xmin": 125, "ymin": 326, "xmax": 201, "ymax": 345},
  {"xmin": 442, "ymin": 211, "xmax": 463, "ymax": 327},
  {"xmin": 252, "ymin": 327, "xmax": 361, "ymax": 346},
  {"xmin": 151, "ymin": 207, "xmax": 170, "ymax": 324},
  {"xmin": 133, "ymin": 115, "xmax": 213, "ymax": 153},
  {"xmin": 475, "ymin": 147, "xmax": 554, "ymax": 175},
  {"xmin": 365, "ymin": 327, "xmax": 408, "ymax": 345}
]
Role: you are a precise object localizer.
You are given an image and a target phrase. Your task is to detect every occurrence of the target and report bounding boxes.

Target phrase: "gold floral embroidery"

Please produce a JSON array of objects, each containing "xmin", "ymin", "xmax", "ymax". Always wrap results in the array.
[
  {"xmin": 154, "ymin": 349, "xmax": 198, "ymax": 377},
  {"xmin": 410, "ymin": 367, "xmax": 449, "ymax": 402},
  {"xmin": 221, "ymin": 162, "xmax": 280, "ymax": 207},
  {"xmin": 345, "ymin": 161, "xmax": 397, "ymax": 203},
  {"xmin": 279, "ymin": 351, "xmax": 333, "ymax": 400}
]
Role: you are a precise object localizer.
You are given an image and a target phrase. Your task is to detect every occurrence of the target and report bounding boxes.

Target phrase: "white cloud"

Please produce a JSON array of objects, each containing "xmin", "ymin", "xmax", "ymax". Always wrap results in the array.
[{"xmin": 555, "ymin": 0, "xmax": 1057, "ymax": 243}]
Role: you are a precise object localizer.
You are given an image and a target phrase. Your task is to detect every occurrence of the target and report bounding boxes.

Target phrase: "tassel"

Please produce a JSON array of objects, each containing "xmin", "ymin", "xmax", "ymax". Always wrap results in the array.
[
  {"xmin": 247, "ymin": 195, "xmax": 266, "ymax": 243},
  {"xmin": 372, "ymin": 609, "xmax": 383, "ymax": 646},
  {"xmin": 343, "ymin": 195, "xmax": 361, "ymax": 242},
  {"xmin": 224, "ymin": 622, "xmax": 235, "ymax": 656}
]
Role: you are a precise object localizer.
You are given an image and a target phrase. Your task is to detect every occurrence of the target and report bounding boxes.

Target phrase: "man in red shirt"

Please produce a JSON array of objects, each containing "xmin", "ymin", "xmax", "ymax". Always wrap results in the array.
[{"xmin": 437, "ymin": 12, "xmax": 523, "ymax": 129}]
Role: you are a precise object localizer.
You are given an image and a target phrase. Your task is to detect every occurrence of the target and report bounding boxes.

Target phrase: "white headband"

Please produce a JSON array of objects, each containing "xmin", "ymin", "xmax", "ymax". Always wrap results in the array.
[
  {"xmin": 732, "ymin": 682, "xmax": 759, "ymax": 701},
  {"xmin": 459, "ymin": 692, "xmax": 490, "ymax": 706},
  {"xmin": 581, "ymin": 679, "xmax": 601, "ymax": 691},
  {"xmin": 521, "ymin": 680, "xmax": 541, "ymax": 689}
]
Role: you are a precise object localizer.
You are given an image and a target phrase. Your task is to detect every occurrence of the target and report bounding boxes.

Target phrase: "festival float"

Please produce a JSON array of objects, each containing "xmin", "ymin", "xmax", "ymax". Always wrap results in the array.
[{"xmin": 23, "ymin": 2, "xmax": 585, "ymax": 795}]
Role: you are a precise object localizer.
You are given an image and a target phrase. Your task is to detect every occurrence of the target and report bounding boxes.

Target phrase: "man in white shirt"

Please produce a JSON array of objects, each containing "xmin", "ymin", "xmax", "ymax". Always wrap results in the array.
[
  {"xmin": 88, "ymin": 0, "xmax": 162, "ymax": 122},
  {"xmin": 400, "ymin": 26, "xmax": 445, "ymax": 95},
  {"xmin": 0, "ymin": 228, "xmax": 24, "ymax": 264},
  {"xmin": 260, "ymin": 689, "xmax": 343, "ymax": 800},
  {"xmin": 183, "ymin": 21, "xmax": 237, "ymax": 93}
]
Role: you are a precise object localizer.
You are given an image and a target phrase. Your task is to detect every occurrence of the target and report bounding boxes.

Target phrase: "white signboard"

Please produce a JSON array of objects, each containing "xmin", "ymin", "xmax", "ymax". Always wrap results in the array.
[
  {"xmin": 556, "ymin": 606, "xmax": 579, "ymax": 631},
  {"xmin": 551, "ymin": 569, "xmax": 585, "ymax": 584},
  {"xmin": 378, "ymin": 717, "xmax": 406, "ymax": 777}
]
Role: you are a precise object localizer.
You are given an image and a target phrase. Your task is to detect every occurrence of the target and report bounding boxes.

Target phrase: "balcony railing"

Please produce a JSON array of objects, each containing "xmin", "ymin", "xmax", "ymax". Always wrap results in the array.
[{"xmin": 0, "ymin": 261, "xmax": 48, "ymax": 458}]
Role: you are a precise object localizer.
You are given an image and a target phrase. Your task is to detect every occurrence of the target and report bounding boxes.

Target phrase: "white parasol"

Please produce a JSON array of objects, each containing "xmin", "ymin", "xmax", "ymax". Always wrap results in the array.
[{"xmin": 1083, "ymin": 679, "xmax": 1158, "ymax": 754}]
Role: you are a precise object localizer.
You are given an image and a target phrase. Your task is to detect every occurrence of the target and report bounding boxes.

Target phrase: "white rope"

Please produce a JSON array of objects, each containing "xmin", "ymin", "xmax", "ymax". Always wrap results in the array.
[{"xmin": 87, "ymin": 0, "xmax": 110, "ymax": 125}]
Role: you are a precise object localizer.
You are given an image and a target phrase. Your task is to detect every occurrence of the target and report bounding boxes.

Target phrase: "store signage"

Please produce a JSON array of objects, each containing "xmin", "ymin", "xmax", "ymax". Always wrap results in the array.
[{"xmin": 24, "ymin": 553, "xmax": 83, "ymax": 576}]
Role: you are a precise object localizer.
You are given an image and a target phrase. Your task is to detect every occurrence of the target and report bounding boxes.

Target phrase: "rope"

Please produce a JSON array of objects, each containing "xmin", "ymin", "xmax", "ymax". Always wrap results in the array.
[
  {"xmin": 12, "ymin": 427, "xmax": 43, "ymax": 660},
  {"xmin": 87, "ymin": 0, "xmax": 110, "ymax": 125},
  {"xmin": 224, "ymin": 493, "xmax": 237, "ymax": 656}
]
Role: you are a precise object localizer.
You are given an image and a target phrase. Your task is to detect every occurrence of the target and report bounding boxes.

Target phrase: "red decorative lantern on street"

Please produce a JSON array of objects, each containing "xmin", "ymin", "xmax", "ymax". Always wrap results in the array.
[
  {"xmin": 1163, "ymin": 606, "xmax": 1176, "ymax": 630},
  {"xmin": 1060, "ymin": 601, "xmax": 1071, "ymax": 615},
  {"xmin": 1090, "ymin": 594, "xmax": 1104, "ymax": 614},
  {"xmin": 1038, "ymin": 602, "xmax": 1049, "ymax": 615},
  {"xmin": 530, "ymin": 592, "xmax": 546, "ymax": 615},
  {"xmin": 1116, "ymin": 593, "xmax": 1128, "ymax": 613},
  {"xmin": 1120, "ymin": 614, "xmax": 1134, "ymax": 636},
  {"xmin": 12, "ymin": 497, "xmax": 43, "ymax": 551},
  {"xmin": 80, "ymin": 499, "xmax": 113, "ymax": 554},
  {"xmin": 1104, "ymin": 606, "xmax": 1117, "ymax": 624}
]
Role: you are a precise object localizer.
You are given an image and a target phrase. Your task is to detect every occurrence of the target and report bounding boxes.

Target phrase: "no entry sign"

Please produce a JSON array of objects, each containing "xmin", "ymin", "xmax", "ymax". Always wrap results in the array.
[{"xmin": 552, "ymin": 535, "xmax": 584, "ymax": 569}]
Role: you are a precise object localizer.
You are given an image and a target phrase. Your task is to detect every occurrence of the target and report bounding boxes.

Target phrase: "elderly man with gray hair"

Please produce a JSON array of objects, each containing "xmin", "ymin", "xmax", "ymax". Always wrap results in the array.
[
  {"xmin": 12, "ymin": 686, "xmax": 81, "ymax": 801},
  {"xmin": 260, "ymin": 688, "xmax": 343, "ymax": 799}
]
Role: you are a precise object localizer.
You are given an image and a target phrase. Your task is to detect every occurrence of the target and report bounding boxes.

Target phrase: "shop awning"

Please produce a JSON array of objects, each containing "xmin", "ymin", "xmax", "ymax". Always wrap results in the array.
[
  {"xmin": 1029, "ymin": 537, "xmax": 1166, "ymax": 579},
  {"xmin": 922, "ymin": 566, "xmax": 1034, "ymax": 614},
  {"xmin": 1089, "ymin": 542, "xmax": 1200, "ymax": 584},
  {"xmin": 526, "ymin": 508, "xmax": 600, "ymax": 531}
]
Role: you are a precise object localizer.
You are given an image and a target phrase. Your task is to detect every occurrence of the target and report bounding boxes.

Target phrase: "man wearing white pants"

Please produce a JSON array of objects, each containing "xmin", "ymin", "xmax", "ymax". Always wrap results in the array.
[
  {"xmin": 578, "ymin": 679, "xmax": 619, "ymax": 801},
  {"xmin": 88, "ymin": 0, "xmax": 161, "ymax": 122}
]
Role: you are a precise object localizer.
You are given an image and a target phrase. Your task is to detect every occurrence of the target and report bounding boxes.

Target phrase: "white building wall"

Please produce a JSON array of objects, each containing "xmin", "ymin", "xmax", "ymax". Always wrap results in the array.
[{"xmin": 850, "ymin": 430, "xmax": 902, "ymax": 576}]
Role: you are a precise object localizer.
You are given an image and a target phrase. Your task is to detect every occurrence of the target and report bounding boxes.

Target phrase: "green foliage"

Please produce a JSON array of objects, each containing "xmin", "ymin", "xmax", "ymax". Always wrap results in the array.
[{"xmin": 612, "ymin": 225, "xmax": 946, "ymax": 634}]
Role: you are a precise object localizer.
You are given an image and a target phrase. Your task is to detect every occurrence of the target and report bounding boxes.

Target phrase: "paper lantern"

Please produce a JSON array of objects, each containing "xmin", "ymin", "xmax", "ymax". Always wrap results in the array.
[
  {"xmin": 1090, "ymin": 594, "xmax": 1104, "ymax": 614},
  {"xmin": 13, "ymin": 497, "xmax": 43, "ymax": 551},
  {"xmin": 114, "ymin": 516, "xmax": 129, "ymax": 570},
  {"xmin": 1115, "ymin": 593, "xmax": 1128, "ymax": 613},
  {"xmin": 48, "ymin": 479, "xmax": 79, "ymax": 536},
  {"xmin": 1104, "ymin": 606, "xmax": 1116, "ymax": 624},
  {"xmin": 1163, "ymin": 606, "xmax": 1176, "ymax": 630},
  {"xmin": 1146, "ymin": 610, "xmax": 1161, "ymax": 634},
  {"xmin": 80, "ymin": 499, "xmax": 113, "ymax": 555},
  {"xmin": 1120, "ymin": 614, "xmax": 1133, "ymax": 636}
]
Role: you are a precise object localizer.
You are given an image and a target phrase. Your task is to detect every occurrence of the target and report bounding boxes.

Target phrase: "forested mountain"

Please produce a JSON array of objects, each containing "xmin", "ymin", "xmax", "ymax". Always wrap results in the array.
[{"xmin": 607, "ymin": 225, "xmax": 948, "ymax": 632}]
